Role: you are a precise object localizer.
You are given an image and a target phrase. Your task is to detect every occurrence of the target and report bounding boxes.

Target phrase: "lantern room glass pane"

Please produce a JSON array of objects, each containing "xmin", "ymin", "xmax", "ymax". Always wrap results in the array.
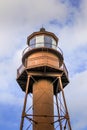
[
  {"xmin": 44, "ymin": 36, "xmax": 52, "ymax": 48},
  {"xmin": 52, "ymin": 38, "xmax": 57, "ymax": 49},
  {"xmin": 29, "ymin": 35, "xmax": 57, "ymax": 49},
  {"xmin": 36, "ymin": 36, "xmax": 44, "ymax": 47},
  {"xmin": 30, "ymin": 37, "xmax": 36, "ymax": 48}
]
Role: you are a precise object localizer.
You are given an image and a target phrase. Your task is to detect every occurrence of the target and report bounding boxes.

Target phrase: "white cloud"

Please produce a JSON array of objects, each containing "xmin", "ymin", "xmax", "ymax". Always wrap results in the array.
[
  {"xmin": 0, "ymin": 92, "xmax": 23, "ymax": 106},
  {"xmin": 0, "ymin": 48, "xmax": 24, "ymax": 106},
  {"xmin": 64, "ymin": 47, "xmax": 87, "ymax": 77},
  {"xmin": 0, "ymin": 0, "xmax": 68, "ymax": 27},
  {"xmin": 51, "ymin": 0, "xmax": 87, "ymax": 52},
  {"xmin": 1, "ymin": 0, "xmax": 87, "ymax": 56},
  {"xmin": 59, "ymin": 21, "xmax": 87, "ymax": 52}
]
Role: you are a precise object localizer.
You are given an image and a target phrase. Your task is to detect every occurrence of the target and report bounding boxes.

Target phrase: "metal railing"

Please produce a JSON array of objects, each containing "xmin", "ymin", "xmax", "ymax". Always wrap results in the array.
[
  {"xmin": 17, "ymin": 64, "xmax": 25, "ymax": 77},
  {"xmin": 60, "ymin": 63, "xmax": 68, "ymax": 78},
  {"xmin": 22, "ymin": 43, "xmax": 63, "ymax": 57},
  {"xmin": 17, "ymin": 62, "xmax": 68, "ymax": 78}
]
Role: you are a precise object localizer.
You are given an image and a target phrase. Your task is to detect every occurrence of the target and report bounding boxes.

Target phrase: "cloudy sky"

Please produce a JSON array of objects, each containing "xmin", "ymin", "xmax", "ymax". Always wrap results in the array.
[{"xmin": 0, "ymin": 0, "xmax": 87, "ymax": 129}]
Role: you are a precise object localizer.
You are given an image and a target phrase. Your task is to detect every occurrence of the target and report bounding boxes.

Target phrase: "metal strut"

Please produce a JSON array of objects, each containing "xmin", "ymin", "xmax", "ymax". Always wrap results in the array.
[
  {"xmin": 20, "ymin": 75, "xmax": 30, "ymax": 130},
  {"xmin": 55, "ymin": 80, "xmax": 62, "ymax": 130},
  {"xmin": 58, "ymin": 76, "xmax": 72, "ymax": 130}
]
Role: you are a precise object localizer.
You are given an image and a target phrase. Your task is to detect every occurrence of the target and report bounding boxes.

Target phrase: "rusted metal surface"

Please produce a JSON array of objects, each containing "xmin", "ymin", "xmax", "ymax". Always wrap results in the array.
[
  {"xmin": 33, "ymin": 80, "xmax": 54, "ymax": 130},
  {"xmin": 17, "ymin": 28, "xmax": 72, "ymax": 130},
  {"xmin": 18, "ymin": 73, "xmax": 72, "ymax": 130}
]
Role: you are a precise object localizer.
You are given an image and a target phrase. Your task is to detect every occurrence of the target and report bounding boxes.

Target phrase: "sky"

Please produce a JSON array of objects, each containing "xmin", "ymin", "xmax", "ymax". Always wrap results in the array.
[{"xmin": 0, "ymin": 0, "xmax": 87, "ymax": 129}]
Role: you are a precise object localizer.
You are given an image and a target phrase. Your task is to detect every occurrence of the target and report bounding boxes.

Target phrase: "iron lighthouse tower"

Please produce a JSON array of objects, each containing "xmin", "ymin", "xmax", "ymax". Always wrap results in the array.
[{"xmin": 17, "ymin": 28, "xmax": 72, "ymax": 130}]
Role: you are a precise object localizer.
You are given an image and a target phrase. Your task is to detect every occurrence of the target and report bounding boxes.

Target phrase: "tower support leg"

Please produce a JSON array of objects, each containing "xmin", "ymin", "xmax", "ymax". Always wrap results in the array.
[
  {"xmin": 55, "ymin": 94, "xmax": 62, "ymax": 130},
  {"xmin": 20, "ymin": 75, "xmax": 30, "ymax": 130},
  {"xmin": 58, "ymin": 76, "xmax": 72, "ymax": 130}
]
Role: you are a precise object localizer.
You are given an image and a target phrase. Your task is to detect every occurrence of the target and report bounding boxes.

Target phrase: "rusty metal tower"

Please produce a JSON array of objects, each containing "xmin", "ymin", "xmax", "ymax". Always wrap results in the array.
[{"xmin": 17, "ymin": 28, "xmax": 72, "ymax": 130}]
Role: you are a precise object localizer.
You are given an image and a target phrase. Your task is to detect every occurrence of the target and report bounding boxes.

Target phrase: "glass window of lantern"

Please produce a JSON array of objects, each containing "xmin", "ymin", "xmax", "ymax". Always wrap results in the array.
[
  {"xmin": 52, "ymin": 38, "xmax": 57, "ymax": 49},
  {"xmin": 44, "ymin": 36, "xmax": 52, "ymax": 48},
  {"xmin": 36, "ymin": 35, "xmax": 44, "ymax": 47},
  {"xmin": 30, "ymin": 37, "xmax": 36, "ymax": 48}
]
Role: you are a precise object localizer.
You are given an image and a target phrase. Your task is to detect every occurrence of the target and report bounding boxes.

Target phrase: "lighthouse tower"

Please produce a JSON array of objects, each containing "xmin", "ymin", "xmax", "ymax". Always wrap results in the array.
[{"xmin": 17, "ymin": 28, "xmax": 72, "ymax": 130}]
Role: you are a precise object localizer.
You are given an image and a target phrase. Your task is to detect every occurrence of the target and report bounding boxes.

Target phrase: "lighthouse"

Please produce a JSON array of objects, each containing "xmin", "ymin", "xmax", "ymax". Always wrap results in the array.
[{"xmin": 17, "ymin": 28, "xmax": 72, "ymax": 130}]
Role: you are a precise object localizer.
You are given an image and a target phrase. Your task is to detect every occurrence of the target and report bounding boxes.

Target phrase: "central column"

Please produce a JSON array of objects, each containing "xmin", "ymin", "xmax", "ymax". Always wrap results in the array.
[{"xmin": 33, "ymin": 80, "xmax": 54, "ymax": 130}]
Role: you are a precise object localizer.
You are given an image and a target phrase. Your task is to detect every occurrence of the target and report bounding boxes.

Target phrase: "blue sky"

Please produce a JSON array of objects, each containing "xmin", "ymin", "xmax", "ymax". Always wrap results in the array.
[{"xmin": 0, "ymin": 0, "xmax": 87, "ymax": 129}]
